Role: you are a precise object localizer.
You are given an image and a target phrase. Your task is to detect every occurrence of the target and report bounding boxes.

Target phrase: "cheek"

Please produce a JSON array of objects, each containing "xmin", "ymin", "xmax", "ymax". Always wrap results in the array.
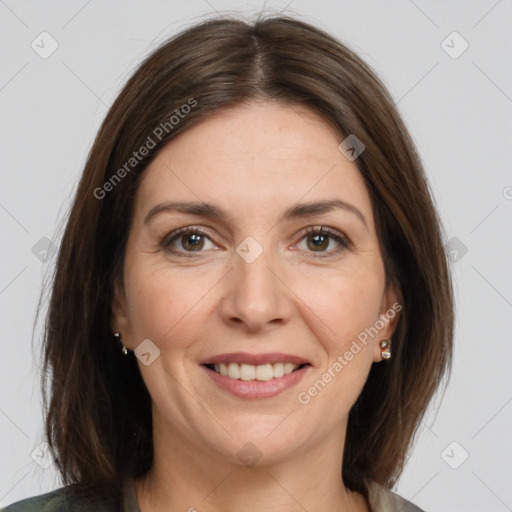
[
  {"xmin": 294, "ymin": 274, "xmax": 383, "ymax": 417},
  {"xmin": 294, "ymin": 265, "xmax": 384, "ymax": 352},
  {"xmin": 124, "ymin": 262, "xmax": 216, "ymax": 345}
]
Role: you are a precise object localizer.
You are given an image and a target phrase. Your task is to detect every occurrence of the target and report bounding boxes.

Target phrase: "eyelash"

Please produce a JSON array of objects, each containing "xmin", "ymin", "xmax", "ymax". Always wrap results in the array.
[{"xmin": 161, "ymin": 226, "xmax": 350, "ymax": 258}]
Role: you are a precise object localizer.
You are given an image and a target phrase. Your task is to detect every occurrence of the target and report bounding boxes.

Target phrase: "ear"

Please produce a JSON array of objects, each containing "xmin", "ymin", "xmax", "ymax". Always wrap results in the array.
[
  {"xmin": 372, "ymin": 281, "xmax": 402, "ymax": 363},
  {"xmin": 110, "ymin": 277, "xmax": 132, "ymax": 348}
]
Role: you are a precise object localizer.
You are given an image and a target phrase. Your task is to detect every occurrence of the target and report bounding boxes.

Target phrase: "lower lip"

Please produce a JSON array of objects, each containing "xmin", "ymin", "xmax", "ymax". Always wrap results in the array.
[{"xmin": 202, "ymin": 364, "xmax": 311, "ymax": 399}]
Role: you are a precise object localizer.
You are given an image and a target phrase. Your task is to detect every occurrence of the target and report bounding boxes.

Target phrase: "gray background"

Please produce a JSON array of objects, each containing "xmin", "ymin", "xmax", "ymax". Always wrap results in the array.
[{"xmin": 1, "ymin": 1, "xmax": 511, "ymax": 510}]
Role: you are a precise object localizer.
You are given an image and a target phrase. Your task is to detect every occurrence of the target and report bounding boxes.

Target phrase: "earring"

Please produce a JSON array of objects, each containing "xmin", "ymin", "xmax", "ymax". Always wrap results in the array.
[
  {"xmin": 380, "ymin": 339, "xmax": 391, "ymax": 360},
  {"xmin": 114, "ymin": 332, "xmax": 128, "ymax": 355}
]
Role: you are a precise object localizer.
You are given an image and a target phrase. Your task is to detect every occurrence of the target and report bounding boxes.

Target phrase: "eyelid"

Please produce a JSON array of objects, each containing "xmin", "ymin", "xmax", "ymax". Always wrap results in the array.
[{"xmin": 299, "ymin": 225, "xmax": 350, "ymax": 245}]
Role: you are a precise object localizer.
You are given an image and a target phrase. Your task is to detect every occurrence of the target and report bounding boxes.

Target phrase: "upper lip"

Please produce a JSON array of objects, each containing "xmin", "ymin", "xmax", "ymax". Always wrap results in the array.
[{"xmin": 200, "ymin": 352, "xmax": 311, "ymax": 366}]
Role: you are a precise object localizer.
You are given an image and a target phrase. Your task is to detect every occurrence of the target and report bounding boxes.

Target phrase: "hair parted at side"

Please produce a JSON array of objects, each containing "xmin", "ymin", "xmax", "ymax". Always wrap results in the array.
[{"xmin": 39, "ymin": 12, "xmax": 454, "ymax": 508}]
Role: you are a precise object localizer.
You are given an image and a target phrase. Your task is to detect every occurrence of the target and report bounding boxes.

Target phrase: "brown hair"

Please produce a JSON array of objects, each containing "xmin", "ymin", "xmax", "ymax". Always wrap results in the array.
[{"xmin": 39, "ymin": 13, "xmax": 454, "ymax": 508}]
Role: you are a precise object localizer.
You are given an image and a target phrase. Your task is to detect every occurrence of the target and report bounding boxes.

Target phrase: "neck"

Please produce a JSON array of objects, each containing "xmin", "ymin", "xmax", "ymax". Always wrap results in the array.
[{"xmin": 135, "ymin": 416, "xmax": 369, "ymax": 512}]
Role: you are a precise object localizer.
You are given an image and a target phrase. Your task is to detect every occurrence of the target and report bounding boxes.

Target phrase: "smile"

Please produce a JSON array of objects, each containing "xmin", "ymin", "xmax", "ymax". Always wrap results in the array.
[
  {"xmin": 206, "ymin": 362, "xmax": 306, "ymax": 381},
  {"xmin": 201, "ymin": 356, "xmax": 311, "ymax": 399}
]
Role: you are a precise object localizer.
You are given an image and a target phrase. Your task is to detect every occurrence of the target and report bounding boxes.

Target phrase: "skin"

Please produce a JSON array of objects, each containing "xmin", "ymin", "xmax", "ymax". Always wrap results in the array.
[{"xmin": 111, "ymin": 100, "xmax": 400, "ymax": 512}]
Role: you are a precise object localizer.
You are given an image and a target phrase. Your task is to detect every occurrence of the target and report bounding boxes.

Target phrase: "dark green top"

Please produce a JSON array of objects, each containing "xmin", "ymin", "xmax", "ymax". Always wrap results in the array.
[
  {"xmin": 1, "ymin": 477, "xmax": 425, "ymax": 511},
  {"xmin": 1, "ymin": 478, "xmax": 140, "ymax": 512}
]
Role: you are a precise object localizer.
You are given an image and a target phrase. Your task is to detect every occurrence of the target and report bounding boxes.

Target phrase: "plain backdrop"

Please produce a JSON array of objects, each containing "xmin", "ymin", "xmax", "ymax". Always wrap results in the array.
[{"xmin": 1, "ymin": 1, "xmax": 511, "ymax": 511}]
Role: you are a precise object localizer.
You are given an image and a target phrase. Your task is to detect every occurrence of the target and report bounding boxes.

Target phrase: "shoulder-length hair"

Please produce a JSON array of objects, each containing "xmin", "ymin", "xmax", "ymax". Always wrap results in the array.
[{"xmin": 39, "ymin": 13, "xmax": 454, "ymax": 508}]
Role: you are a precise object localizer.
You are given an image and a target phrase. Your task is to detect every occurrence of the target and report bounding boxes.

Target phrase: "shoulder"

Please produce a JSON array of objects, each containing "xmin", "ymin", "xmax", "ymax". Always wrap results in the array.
[
  {"xmin": 1, "ymin": 486, "xmax": 72, "ymax": 512},
  {"xmin": 1, "ymin": 485, "xmax": 117, "ymax": 512},
  {"xmin": 367, "ymin": 480, "xmax": 426, "ymax": 512}
]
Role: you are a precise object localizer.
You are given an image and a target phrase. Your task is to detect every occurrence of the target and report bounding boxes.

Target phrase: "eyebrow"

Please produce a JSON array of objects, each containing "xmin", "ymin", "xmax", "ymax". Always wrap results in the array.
[{"xmin": 144, "ymin": 199, "xmax": 368, "ymax": 231}]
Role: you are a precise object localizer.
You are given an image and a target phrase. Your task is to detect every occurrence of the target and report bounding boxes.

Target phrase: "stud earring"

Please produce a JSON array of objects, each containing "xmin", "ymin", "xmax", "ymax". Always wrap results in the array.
[
  {"xmin": 380, "ymin": 339, "xmax": 391, "ymax": 360},
  {"xmin": 114, "ymin": 332, "xmax": 128, "ymax": 355}
]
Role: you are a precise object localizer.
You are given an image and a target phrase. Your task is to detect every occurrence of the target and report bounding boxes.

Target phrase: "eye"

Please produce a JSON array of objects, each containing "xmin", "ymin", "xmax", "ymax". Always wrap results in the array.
[
  {"xmin": 161, "ymin": 225, "xmax": 350, "ymax": 258},
  {"xmin": 295, "ymin": 226, "xmax": 350, "ymax": 257},
  {"xmin": 162, "ymin": 227, "xmax": 216, "ymax": 256}
]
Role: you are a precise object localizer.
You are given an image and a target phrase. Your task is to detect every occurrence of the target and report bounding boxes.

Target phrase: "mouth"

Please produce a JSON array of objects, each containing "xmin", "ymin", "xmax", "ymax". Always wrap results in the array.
[
  {"xmin": 203, "ymin": 362, "xmax": 310, "ymax": 381},
  {"xmin": 200, "ymin": 352, "xmax": 312, "ymax": 399}
]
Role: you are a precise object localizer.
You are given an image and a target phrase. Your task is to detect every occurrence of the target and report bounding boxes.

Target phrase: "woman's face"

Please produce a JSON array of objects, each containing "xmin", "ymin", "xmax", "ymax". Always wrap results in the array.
[{"xmin": 112, "ymin": 101, "xmax": 399, "ymax": 467}]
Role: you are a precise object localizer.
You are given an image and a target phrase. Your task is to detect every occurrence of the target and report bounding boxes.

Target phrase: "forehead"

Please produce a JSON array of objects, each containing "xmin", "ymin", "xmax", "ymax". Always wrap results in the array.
[{"xmin": 135, "ymin": 101, "xmax": 373, "ymax": 228}]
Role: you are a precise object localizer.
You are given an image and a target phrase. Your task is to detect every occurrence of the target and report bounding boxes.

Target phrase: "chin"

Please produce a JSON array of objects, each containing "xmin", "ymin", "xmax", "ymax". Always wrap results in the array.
[{"xmin": 198, "ymin": 418, "xmax": 308, "ymax": 467}]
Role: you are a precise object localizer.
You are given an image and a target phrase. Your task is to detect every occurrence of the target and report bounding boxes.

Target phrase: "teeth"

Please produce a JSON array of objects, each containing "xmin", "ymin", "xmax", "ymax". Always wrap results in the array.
[
  {"xmin": 240, "ymin": 363, "xmax": 256, "ymax": 380},
  {"xmin": 228, "ymin": 362, "xmax": 240, "ymax": 379},
  {"xmin": 212, "ymin": 362, "xmax": 301, "ymax": 380},
  {"xmin": 256, "ymin": 364, "xmax": 273, "ymax": 381}
]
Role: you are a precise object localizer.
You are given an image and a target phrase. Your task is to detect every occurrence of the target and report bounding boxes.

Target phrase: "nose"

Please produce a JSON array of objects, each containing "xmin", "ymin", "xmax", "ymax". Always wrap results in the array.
[{"xmin": 218, "ymin": 242, "xmax": 292, "ymax": 333}]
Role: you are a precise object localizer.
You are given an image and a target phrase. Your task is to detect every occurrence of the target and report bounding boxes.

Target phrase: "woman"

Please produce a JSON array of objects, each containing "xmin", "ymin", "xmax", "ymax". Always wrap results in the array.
[{"xmin": 2, "ymin": 14, "xmax": 453, "ymax": 512}]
